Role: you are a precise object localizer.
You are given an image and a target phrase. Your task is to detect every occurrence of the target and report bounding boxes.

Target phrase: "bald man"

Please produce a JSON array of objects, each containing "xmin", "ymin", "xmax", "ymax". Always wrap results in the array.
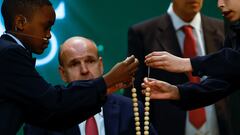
[{"xmin": 24, "ymin": 36, "xmax": 157, "ymax": 135}]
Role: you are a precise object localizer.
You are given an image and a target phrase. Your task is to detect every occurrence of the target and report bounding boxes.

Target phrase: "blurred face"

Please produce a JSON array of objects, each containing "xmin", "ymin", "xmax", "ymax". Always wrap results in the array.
[
  {"xmin": 20, "ymin": 5, "xmax": 55, "ymax": 54},
  {"xmin": 218, "ymin": 0, "xmax": 240, "ymax": 22},
  {"xmin": 173, "ymin": 0, "xmax": 203, "ymax": 22},
  {"xmin": 59, "ymin": 38, "xmax": 103, "ymax": 83}
]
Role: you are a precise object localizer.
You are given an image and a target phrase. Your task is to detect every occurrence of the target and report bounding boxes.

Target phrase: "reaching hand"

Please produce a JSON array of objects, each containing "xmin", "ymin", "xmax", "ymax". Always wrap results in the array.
[
  {"xmin": 104, "ymin": 55, "xmax": 139, "ymax": 94},
  {"xmin": 142, "ymin": 78, "xmax": 180, "ymax": 100},
  {"xmin": 145, "ymin": 51, "xmax": 192, "ymax": 73}
]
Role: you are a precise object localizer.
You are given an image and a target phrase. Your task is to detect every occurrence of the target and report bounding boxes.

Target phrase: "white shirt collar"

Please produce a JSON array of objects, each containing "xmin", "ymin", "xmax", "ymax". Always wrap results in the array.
[
  {"xmin": 3, "ymin": 32, "xmax": 26, "ymax": 49},
  {"xmin": 99, "ymin": 107, "xmax": 103, "ymax": 117},
  {"xmin": 167, "ymin": 3, "xmax": 202, "ymax": 31}
]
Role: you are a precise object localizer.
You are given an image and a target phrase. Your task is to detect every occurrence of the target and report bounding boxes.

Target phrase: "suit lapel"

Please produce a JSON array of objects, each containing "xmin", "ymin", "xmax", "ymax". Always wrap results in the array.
[
  {"xmin": 202, "ymin": 16, "xmax": 231, "ymax": 135},
  {"xmin": 64, "ymin": 125, "xmax": 81, "ymax": 135},
  {"xmin": 155, "ymin": 14, "xmax": 183, "ymax": 57},
  {"xmin": 103, "ymin": 96, "xmax": 120, "ymax": 135},
  {"xmin": 201, "ymin": 15, "xmax": 223, "ymax": 54}
]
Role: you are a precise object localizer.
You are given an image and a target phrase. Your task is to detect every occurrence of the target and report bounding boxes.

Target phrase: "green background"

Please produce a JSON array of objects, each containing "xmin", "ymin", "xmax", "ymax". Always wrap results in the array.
[
  {"xmin": 36, "ymin": 0, "xmax": 222, "ymax": 86},
  {"xmin": 0, "ymin": 0, "xmax": 223, "ymax": 134}
]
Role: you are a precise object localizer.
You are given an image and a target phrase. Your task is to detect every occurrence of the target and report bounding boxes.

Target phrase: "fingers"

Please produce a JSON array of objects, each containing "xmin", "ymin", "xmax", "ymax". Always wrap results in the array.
[
  {"xmin": 145, "ymin": 51, "xmax": 167, "ymax": 59},
  {"xmin": 142, "ymin": 78, "xmax": 151, "ymax": 89},
  {"xmin": 145, "ymin": 77, "xmax": 156, "ymax": 82},
  {"xmin": 141, "ymin": 77, "xmax": 180, "ymax": 100},
  {"xmin": 129, "ymin": 58, "xmax": 139, "ymax": 75},
  {"xmin": 141, "ymin": 82, "xmax": 146, "ymax": 89},
  {"xmin": 145, "ymin": 52, "xmax": 167, "ymax": 67},
  {"xmin": 124, "ymin": 55, "xmax": 139, "ymax": 67},
  {"xmin": 141, "ymin": 77, "xmax": 156, "ymax": 94},
  {"xmin": 145, "ymin": 59, "xmax": 165, "ymax": 67},
  {"xmin": 124, "ymin": 55, "xmax": 135, "ymax": 65},
  {"xmin": 124, "ymin": 56, "xmax": 139, "ymax": 76},
  {"xmin": 143, "ymin": 77, "xmax": 156, "ymax": 85}
]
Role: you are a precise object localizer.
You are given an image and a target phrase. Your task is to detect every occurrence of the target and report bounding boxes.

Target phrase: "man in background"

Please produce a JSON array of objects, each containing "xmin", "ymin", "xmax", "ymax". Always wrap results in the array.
[
  {"xmin": 124, "ymin": 0, "xmax": 231, "ymax": 134},
  {"xmin": 24, "ymin": 36, "xmax": 157, "ymax": 135}
]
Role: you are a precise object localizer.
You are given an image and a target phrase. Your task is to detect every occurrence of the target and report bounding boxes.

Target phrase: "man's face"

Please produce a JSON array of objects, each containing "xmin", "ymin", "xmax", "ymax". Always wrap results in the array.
[
  {"xmin": 173, "ymin": 0, "xmax": 203, "ymax": 21},
  {"xmin": 22, "ymin": 5, "xmax": 55, "ymax": 54},
  {"xmin": 218, "ymin": 0, "xmax": 240, "ymax": 22},
  {"xmin": 59, "ymin": 39, "xmax": 103, "ymax": 83}
]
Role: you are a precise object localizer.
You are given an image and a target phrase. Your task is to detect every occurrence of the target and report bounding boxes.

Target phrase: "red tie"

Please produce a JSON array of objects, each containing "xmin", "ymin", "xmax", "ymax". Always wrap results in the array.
[
  {"xmin": 182, "ymin": 25, "xmax": 206, "ymax": 129},
  {"xmin": 85, "ymin": 116, "xmax": 98, "ymax": 135}
]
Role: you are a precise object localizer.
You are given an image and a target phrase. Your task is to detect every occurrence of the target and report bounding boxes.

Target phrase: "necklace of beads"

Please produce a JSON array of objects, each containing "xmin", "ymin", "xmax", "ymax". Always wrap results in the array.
[{"xmin": 132, "ymin": 67, "xmax": 151, "ymax": 135}]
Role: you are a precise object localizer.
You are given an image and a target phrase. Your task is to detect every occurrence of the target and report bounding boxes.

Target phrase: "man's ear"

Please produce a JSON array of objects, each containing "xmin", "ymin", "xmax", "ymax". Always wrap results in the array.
[
  {"xmin": 59, "ymin": 66, "xmax": 67, "ymax": 82},
  {"xmin": 14, "ymin": 15, "xmax": 27, "ymax": 31}
]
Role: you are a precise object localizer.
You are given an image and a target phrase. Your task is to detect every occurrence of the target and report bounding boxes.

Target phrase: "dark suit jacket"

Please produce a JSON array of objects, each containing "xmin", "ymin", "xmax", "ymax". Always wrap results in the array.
[
  {"xmin": 24, "ymin": 94, "xmax": 157, "ymax": 135},
  {"xmin": 190, "ymin": 22, "xmax": 240, "ymax": 78},
  {"xmin": 124, "ymin": 13, "xmax": 231, "ymax": 135},
  {"xmin": 176, "ymin": 23, "xmax": 240, "ymax": 109},
  {"xmin": 175, "ymin": 22, "xmax": 240, "ymax": 117},
  {"xmin": 0, "ymin": 34, "xmax": 108, "ymax": 134}
]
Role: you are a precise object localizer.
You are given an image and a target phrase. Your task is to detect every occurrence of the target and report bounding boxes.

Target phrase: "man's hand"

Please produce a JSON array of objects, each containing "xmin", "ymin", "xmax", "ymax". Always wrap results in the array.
[
  {"xmin": 145, "ymin": 51, "xmax": 192, "ymax": 73},
  {"xmin": 103, "ymin": 55, "xmax": 139, "ymax": 94},
  {"xmin": 142, "ymin": 78, "xmax": 180, "ymax": 100}
]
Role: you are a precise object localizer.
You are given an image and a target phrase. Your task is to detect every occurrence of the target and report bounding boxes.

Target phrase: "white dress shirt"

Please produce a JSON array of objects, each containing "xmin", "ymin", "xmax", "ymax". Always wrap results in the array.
[
  {"xmin": 79, "ymin": 107, "xmax": 105, "ymax": 135},
  {"xmin": 167, "ymin": 3, "xmax": 220, "ymax": 135}
]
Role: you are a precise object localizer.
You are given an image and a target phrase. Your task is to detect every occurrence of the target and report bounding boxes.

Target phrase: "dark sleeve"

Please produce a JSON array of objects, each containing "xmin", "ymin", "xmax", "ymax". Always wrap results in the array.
[
  {"xmin": 174, "ymin": 77, "xmax": 236, "ymax": 110},
  {"xmin": 24, "ymin": 124, "xmax": 48, "ymax": 135},
  {"xmin": 124, "ymin": 27, "xmax": 147, "ymax": 101},
  {"xmin": 191, "ymin": 48, "xmax": 240, "ymax": 77},
  {"xmin": 0, "ymin": 46, "xmax": 107, "ymax": 130},
  {"xmin": 24, "ymin": 124, "xmax": 64, "ymax": 135},
  {"xmin": 191, "ymin": 30, "xmax": 240, "ymax": 77}
]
